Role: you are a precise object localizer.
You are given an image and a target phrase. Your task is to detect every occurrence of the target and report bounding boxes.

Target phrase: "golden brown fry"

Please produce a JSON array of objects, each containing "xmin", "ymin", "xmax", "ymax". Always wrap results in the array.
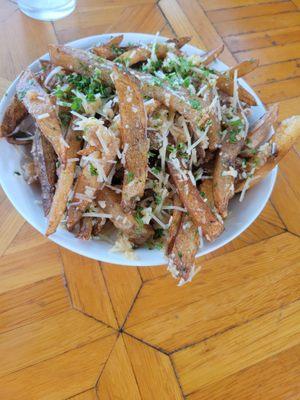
[
  {"xmin": 97, "ymin": 187, "xmax": 154, "ymax": 245},
  {"xmin": 117, "ymin": 37, "xmax": 191, "ymax": 67},
  {"xmin": 92, "ymin": 35, "xmax": 124, "ymax": 60},
  {"xmin": 225, "ymin": 58, "xmax": 259, "ymax": 79},
  {"xmin": 32, "ymin": 129, "xmax": 57, "ymax": 216},
  {"xmin": 113, "ymin": 67, "xmax": 149, "ymax": 211},
  {"xmin": 76, "ymin": 217, "xmax": 93, "ymax": 240},
  {"xmin": 16, "ymin": 69, "xmax": 67, "ymax": 163},
  {"xmin": 235, "ymin": 116, "xmax": 300, "ymax": 192},
  {"xmin": 0, "ymin": 95, "xmax": 27, "ymax": 138},
  {"xmin": 199, "ymin": 179, "xmax": 214, "ymax": 209},
  {"xmin": 168, "ymin": 214, "xmax": 200, "ymax": 282},
  {"xmin": 241, "ymin": 104, "xmax": 279, "ymax": 157},
  {"xmin": 168, "ymin": 36, "xmax": 191, "ymax": 48},
  {"xmin": 217, "ymin": 76, "xmax": 257, "ymax": 106},
  {"xmin": 213, "ymin": 118, "xmax": 245, "ymax": 218},
  {"xmin": 166, "ymin": 194, "xmax": 183, "ymax": 255},
  {"xmin": 203, "ymin": 89, "xmax": 221, "ymax": 150},
  {"xmin": 167, "ymin": 161, "xmax": 224, "ymax": 241},
  {"xmin": 92, "ymin": 217, "xmax": 106, "ymax": 236},
  {"xmin": 201, "ymin": 44, "xmax": 224, "ymax": 66},
  {"xmin": 66, "ymin": 128, "xmax": 120, "ymax": 230},
  {"xmin": 20, "ymin": 155, "xmax": 38, "ymax": 184},
  {"xmin": 49, "ymin": 45, "xmax": 206, "ymax": 130},
  {"xmin": 117, "ymin": 47, "xmax": 151, "ymax": 67},
  {"xmin": 46, "ymin": 120, "xmax": 82, "ymax": 236}
]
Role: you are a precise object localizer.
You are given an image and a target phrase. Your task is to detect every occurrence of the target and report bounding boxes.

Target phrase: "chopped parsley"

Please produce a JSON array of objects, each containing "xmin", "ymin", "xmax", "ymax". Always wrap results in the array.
[
  {"xmin": 178, "ymin": 251, "xmax": 183, "ymax": 259},
  {"xmin": 200, "ymin": 191, "xmax": 206, "ymax": 198},
  {"xmin": 58, "ymin": 111, "xmax": 71, "ymax": 127},
  {"xmin": 154, "ymin": 194, "xmax": 162, "ymax": 205},
  {"xmin": 14, "ymin": 171, "xmax": 21, "ymax": 176},
  {"xmin": 89, "ymin": 163, "xmax": 98, "ymax": 176},
  {"xmin": 154, "ymin": 228, "xmax": 164, "ymax": 239},
  {"xmin": 126, "ymin": 171, "xmax": 135, "ymax": 183},
  {"xmin": 189, "ymin": 99, "xmax": 202, "ymax": 110}
]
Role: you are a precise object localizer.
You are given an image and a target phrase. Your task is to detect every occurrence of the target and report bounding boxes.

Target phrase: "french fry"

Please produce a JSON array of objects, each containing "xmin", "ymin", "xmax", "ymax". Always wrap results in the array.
[
  {"xmin": 49, "ymin": 45, "xmax": 206, "ymax": 130},
  {"xmin": 97, "ymin": 187, "xmax": 154, "ymax": 245},
  {"xmin": 76, "ymin": 217, "xmax": 93, "ymax": 240},
  {"xmin": 0, "ymin": 95, "xmax": 28, "ymax": 138},
  {"xmin": 113, "ymin": 67, "xmax": 149, "ymax": 211},
  {"xmin": 117, "ymin": 36, "xmax": 191, "ymax": 67},
  {"xmin": 166, "ymin": 194, "xmax": 183, "ymax": 255},
  {"xmin": 201, "ymin": 44, "xmax": 224, "ymax": 66},
  {"xmin": 168, "ymin": 214, "xmax": 200, "ymax": 282},
  {"xmin": 203, "ymin": 89, "xmax": 221, "ymax": 150},
  {"xmin": 92, "ymin": 35, "xmax": 124, "ymax": 60},
  {"xmin": 167, "ymin": 161, "xmax": 224, "ymax": 241},
  {"xmin": 167, "ymin": 36, "xmax": 191, "ymax": 48},
  {"xmin": 32, "ymin": 129, "xmax": 57, "ymax": 216},
  {"xmin": 235, "ymin": 116, "xmax": 300, "ymax": 193},
  {"xmin": 225, "ymin": 58, "xmax": 259, "ymax": 79},
  {"xmin": 217, "ymin": 76, "xmax": 257, "ymax": 106},
  {"xmin": 240, "ymin": 104, "xmax": 279, "ymax": 157},
  {"xmin": 213, "ymin": 126, "xmax": 245, "ymax": 218},
  {"xmin": 66, "ymin": 127, "xmax": 120, "ymax": 230},
  {"xmin": 46, "ymin": 119, "xmax": 82, "ymax": 236},
  {"xmin": 20, "ymin": 155, "xmax": 38, "ymax": 185},
  {"xmin": 92, "ymin": 217, "xmax": 106, "ymax": 236},
  {"xmin": 199, "ymin": 179, "xmax": 215, "ymax": 209},
  {"xmin": 16, "ymin": 69, "xmax": 67, "ymax": 163}
]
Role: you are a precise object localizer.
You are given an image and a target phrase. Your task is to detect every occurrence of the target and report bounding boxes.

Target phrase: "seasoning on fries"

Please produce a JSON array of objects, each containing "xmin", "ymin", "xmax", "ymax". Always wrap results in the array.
[{"xmin": 2, "ymin": 35, "xmax": 300, "ymax": 285}]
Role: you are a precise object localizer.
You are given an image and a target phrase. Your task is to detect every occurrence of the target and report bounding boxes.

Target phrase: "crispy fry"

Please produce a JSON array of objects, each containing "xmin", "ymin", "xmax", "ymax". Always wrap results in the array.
[
  {"xmin": 235, "ymin": 116, "xmax": 300, "ymax": 192},
  {"xmin": 66, "ymin": 126, "xmax": 120, "ymax": 230},
  {"xmin": 167, "ymin": 36, "xmax": 191, "ymax": 48},
  {"xmin": 92, "ymin": 217, "xmax": 106, "ymax": 236},
  {"xmin": 117, "ymin": 37, "xmax": 191, "ymax": 67},
  {"xmin": 201, "ymin": 44, "xmax": 224, "ymax": 66},
  {"xmin": 16, "ymin": 69, "xmax": 67, "ymax": 163},
  {"xmin": 113, "ymin": 67, "xmax": 149, "ymax": 211},
  {"xmin": 217, "ymin": 75, "xmax": 257, "ymax": 106},
  {"xmin": 167, "ymin": 161, "xmax": 224, "ymax": 241},
  {"xmin": 225, "ymin": 58, "xmax": 259, "ymax": 79},
  {"xmin": 32, "ymin": 129, "xmax": 57, "ymax": 216},
  {"xmin": 213, "ymin": 121, "xmax": 245, "ymax": 218},
  {"xmin": 168, "ymin": 214, "xmax": 200, "ymax": 282},
  {"xmin": 199, "ymin": 179, "xmax": 214, "ymax": 209},
  {"xmin": 97, "ymin": 187, "xmax": 154, "ymax": 245},
  {"xmin": 166, "ymin": 194, "xmax": 183, "ymax": 255},
  {"xmin": 20, "ymin": 155, "xmax": 38, "ymax": 184},
  {"xmin": 203, "ymin": 89, "xmax": 221, "ymax": 150},
  {"xmin": 76, "ymin": 217, "xmax": 93, "ymax": 240},
  {"xmin": 46, "ymin": 120, "xmax": 82, "ymax": 236},
  {"xmin": 241, "ymin": 104, "xmax": 279, "ymax": 157},
  {"xmin": 92, "ymin": 35, "xmax": 124, "ymax": 60},
  {"xmin": 49, "ymin": 45, "xmax": 206, "ymax": 130},
  {"xmin": 0, "ymin": 95, "xmax": 28, "ymax": 138}
]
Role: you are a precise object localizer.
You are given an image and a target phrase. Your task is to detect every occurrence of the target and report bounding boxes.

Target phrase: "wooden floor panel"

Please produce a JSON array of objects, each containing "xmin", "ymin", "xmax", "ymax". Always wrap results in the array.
[{"xmin": 0, "ymin": 0, "xmax": 299, "ymax": 398}]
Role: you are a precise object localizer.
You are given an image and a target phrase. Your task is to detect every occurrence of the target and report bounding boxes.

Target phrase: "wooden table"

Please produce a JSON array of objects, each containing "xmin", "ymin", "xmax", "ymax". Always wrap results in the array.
[{"xmin": 0, "ymin": 0, "xmax": 300, "ymax": 398}]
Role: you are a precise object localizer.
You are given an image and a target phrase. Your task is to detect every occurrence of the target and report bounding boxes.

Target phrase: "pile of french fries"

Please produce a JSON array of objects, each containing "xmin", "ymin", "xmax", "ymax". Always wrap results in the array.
[{"xmin": 1, "ymin": 35, "xmax": 299, "ymax": 285}]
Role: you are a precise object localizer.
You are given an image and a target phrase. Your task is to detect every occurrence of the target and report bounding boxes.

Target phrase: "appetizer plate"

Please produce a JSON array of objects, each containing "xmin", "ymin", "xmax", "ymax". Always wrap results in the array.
[{"xmin": 0, "ymin": 33, "xmax": 277, "ymax": 266}]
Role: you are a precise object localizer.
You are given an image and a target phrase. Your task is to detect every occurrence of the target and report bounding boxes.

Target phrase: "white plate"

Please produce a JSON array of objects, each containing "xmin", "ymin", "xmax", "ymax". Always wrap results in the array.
[{"xmin": 0, "ymin": 33, "xmax": 277, "ymax": 266}]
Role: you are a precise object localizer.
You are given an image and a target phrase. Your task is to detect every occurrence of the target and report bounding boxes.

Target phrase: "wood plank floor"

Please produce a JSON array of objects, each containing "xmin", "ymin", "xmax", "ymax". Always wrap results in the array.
[{"xmin": 0, "ymin": 0, "xmax": 299, "ymax": 398}]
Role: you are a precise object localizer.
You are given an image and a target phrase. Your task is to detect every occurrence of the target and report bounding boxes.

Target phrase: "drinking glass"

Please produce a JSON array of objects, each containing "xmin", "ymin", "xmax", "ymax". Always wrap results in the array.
[{"xmin": 17, "ymin": 0, "xmax": 76, "ymax": 21}]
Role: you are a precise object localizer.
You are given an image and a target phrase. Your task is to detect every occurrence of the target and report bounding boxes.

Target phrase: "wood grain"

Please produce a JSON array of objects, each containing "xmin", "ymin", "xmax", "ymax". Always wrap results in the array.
[
  {"xmin": 172, "ymin": 300, "xmax": 300, "ymax": 395},
  {"xmin": 0, "ymin": 0, "xmax": 299, "ymax": 398},
  {"xmin": 0, "ymin": 309, "xmax": 114, "ymax": 377},
  {"xmin": 125, "ymin": 233, "xmax": 300, "ymax": 352},
  {"xmin": 101, "ymin": 262, "xmax": 142, "ymax": 327},
  {"xmin": 0, "ymin": 335, "xmax": 117, "ymax": 400},
  {"xmin": 187, "ymin": 345, "xmax": 300, "ymax": 400},
  {"xmin": 60, "ymin": 249, "xmax": 118, "ymax": 328}
]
